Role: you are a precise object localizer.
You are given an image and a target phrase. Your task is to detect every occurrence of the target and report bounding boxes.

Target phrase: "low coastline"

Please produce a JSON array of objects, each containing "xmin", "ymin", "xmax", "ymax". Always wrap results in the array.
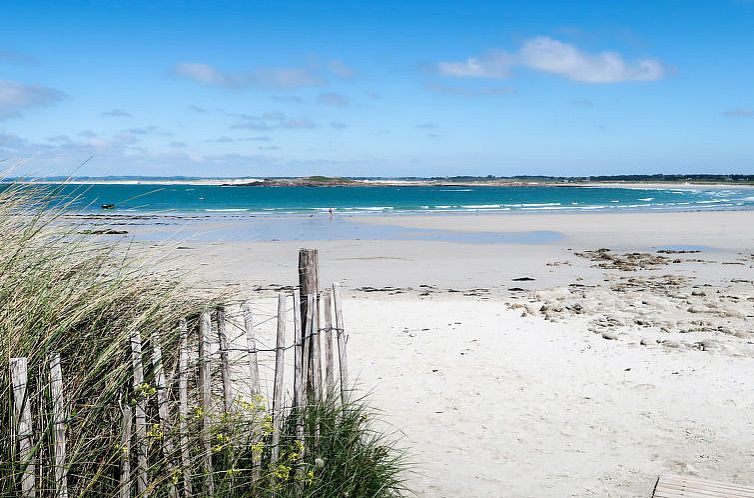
[{"xmin": 13, "ymin": 176, "xmax": 754, "ymax": 189}]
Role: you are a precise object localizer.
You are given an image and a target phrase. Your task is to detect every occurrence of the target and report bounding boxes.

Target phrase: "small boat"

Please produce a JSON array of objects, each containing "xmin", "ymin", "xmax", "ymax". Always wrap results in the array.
[{"xmin": 101, "ymin": 203, "xmax": 115, "ymax": 209}]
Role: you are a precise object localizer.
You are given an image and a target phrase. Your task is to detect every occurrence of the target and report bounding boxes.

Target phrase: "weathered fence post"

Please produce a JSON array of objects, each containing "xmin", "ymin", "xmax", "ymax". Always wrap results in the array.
[
  {"xmin": 49, "ymin": 354, "xmax": 68, "ymax": 498},
  {"xmin": 119, "ymin": 403, "xmax": 132, "ymax": 498},
  {"xmin": 129, "ymin": 331, "xmax": 149, "ymax": 495},
  {"xmin": 303, "ymin": 295, "xmax": 315, "ymax": 400},
  {"xmin": 292, "ymin": 289, "xmax": 306, "ymax": 493},
  {"xmin": 298, "ymin": 248, "xmax": 319, "ymax": 329},
  {"xmin": 241, "ymin": 301, "xmax": 262, "ymax": 484},
  {"xmin": 270, "ymin": 293, "xmax": 286, "ymax": 467},
  {"xmin": 199, "ymin": 311, "xmax": 215, "ymax": 495},
  {"xmin": 242, "ymin": 301, "xmax": 260, "ymax": 396},
  {"xmin": 215, "ymin": 307, "xmax": 233, "ymax": 413},
  {"xmin": 10, "ymin": 357, "xmax": 36, "ymax": 497},
  {"xmin": 292, "ymin": 290, "xmax": 304, "ymax": 410},
  {"xmin": 177, "ymin": 318, "xmax": 193, "ymax": 497},
  {"xmin": 151, "ymin": 331, "xmax": 178, "ymax": 498},
  {"xmin": 310, "ymin": 295, "xmax": 322, "ymax": 402},
  {"xmin": 332, "ymin": 283, "xmax": 349, "ymax": 405},
  {"xmin": 322, "ymin": 290, "xmax": 335, "ymax": 393}
]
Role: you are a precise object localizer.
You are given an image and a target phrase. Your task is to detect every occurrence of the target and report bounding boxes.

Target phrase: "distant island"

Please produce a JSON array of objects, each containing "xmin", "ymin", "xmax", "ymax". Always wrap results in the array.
[{"xmin": 7, "ymin": 173, "xmax": 754, "ymax": 187}]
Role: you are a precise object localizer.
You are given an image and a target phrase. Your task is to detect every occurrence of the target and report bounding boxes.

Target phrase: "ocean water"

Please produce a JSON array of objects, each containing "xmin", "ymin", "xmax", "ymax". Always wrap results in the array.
[{"xmin": 32, "ymin": 183, "xmax": 754, "ymax": 215}]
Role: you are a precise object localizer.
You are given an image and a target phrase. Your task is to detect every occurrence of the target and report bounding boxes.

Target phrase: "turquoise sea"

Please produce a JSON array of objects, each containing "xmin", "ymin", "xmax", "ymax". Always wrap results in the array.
[{"xmin": 38, "ymin": 183, "xmax": 754, "ymax": 215}]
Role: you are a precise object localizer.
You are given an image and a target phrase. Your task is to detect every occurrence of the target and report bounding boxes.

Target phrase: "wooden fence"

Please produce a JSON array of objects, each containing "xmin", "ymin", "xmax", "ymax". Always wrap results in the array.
[{"xmin": 5, "ymin": 248, "xmax": 350, "ymax": 497}]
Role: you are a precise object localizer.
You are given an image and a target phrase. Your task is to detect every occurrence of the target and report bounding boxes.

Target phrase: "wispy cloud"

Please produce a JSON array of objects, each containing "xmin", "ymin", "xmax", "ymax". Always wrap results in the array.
[
  {"xmin": 317, "ymin": 92, "xmax": 349, "ymax": 107},
  {"xmin": 437, "ymin": 36, "xmax": 666, "ymax": 84},
  {"xmin": 330, "ymin": 122, "xmax": 348, "ymax": 129},
  {"xmin": 229, "ymin": 111, "xmax": 317, "ymax": 130},
  {"xmin": 416, "ymin": 122, "xmax": 437, "ymax": 129},
  {"xmin": 723, "ymin": 107, "xmax": 753, "ymax": 118},
  {"xmin": 102, "ymin": 108, "xmax": 131, "ymax": 117},
  {"xmin": 0, "ymin": 80, "xmax": 66, "ymax": 119},
  {"xmin": 0, "ymin": 50, "xmax": 37, "ymax": 65},
  {"xmin": 270, "ymin": 95, "xmax": 304, "ymax": 103},
  {"xmin": 328, "ymin": 59, "xmax": 355, "ymax": 78},
  {"xmin": 438, "ymin": 50, "xmax": 513, "ymax": 78},
  {"xmin": 173, "ymin": 62, "xmax": 321, "ymax": 89},
  {"xmin": 187, "ymin": 105, "xmax": 209, "ymax": 113},
  {"xmin": 570, "ymin": 98, "xmax": 595, "ymax": 106},
  {"xmin": 128, "ymin": 126, "xmax": 161, "ymax": 135},
  {"xmin": 424, "ymin": 82, "xmax": 515, "ymax": 96},
  {"xmin": 205, "ymin": 135, "xmax": 271, "ymax": 143},
  {"xmin": 46, "ymin": 135, "xmax": 74, "ymax": 144}
]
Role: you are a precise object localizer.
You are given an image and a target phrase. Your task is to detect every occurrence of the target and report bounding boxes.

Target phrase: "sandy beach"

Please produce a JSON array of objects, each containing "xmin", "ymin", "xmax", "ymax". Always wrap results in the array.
[{"xmin": 105, "ymin": 209, "xmax": 754, "ymax": 497}]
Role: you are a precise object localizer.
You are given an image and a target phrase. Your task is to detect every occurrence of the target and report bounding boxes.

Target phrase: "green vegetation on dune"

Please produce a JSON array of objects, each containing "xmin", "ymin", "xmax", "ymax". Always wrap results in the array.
[{"xmin": 0, "ymin": 185, "xmax": 406, "ymax": 497}]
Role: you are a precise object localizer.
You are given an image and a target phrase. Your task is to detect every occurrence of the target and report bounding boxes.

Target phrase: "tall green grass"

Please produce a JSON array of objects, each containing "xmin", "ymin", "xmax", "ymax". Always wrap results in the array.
[{"xmin": 0, "ymin": 184, "xmax": 406, "ymax": 497}]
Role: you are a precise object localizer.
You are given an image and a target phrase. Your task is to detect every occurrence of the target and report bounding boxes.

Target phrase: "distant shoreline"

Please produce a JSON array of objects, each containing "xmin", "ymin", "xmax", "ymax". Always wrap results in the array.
[{"xmin": 9, "ymin": 176, "xmax": 754, "ymax": 189}]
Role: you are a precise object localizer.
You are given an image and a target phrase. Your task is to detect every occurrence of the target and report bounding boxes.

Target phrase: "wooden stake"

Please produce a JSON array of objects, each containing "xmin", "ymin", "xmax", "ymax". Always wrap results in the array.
[
  {"xmin": 119, "ymin": 404, "xmax": 132, "ymax": 498},
  {"xmin": 49, "ymin": 354, "xmax": 68, "ymax": 498},
  {"xmin": 322, "ymin": 290, "xmax": 335, "ymax": 393},
  {"xmin": 301, "ymin": 296, "xmax": 313, "ymax": 405},
  {"xmin": 198, "ymin": 311, "xmax": 214, "ymax": 495},
  {"xmin": 215, "ymin": 307, "xmax": 233, "ymax": 413},
  {"xmin": 242, "ymin": 301, "xmax": 260, "ymax": 396},
  {"xmin": 292, "ymin": 289, "xmax": 306, "ymax": 494},
  {"xmin": 303, "ymin": 294, "xmax": 315, "ymax": 400},
  {"xmin": 10, "ymin": 357, "xmax": 35, "ymax": 497},
  {"xmin": 297, "ymin": 248, "xmax": 319, "ymax": 335},
  {"xmin": 129, "ymin": 331, "xmax": 149, "ymax": 496},
  {"xmin": 151, "ymin": 331, "xmax": 178, "ymax": 498},
  {"xmin": 332, "ymin": 283, "xmax": 349, "ymax": 405},
  {"xmin": 270, "ymin": 293, "xmax": 286, "ymax": 466},
  {"xmin": 310, "ymin": 296, "xmax": 322, "ymax": 402},
  {"xmin": 292, "ymin": 290, "xmax": 304, "ymax": 410},
  {"xmin": 177, "ymin": 318, "xmax": 193, "ymax": 497},
  {"xmin": 241, "ymin": 302, "xmax": 262, "ymax": 484}
]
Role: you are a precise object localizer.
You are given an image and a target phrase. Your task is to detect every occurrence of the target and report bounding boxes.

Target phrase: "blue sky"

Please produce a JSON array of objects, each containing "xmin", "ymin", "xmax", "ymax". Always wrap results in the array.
[{"xmin": 1, "ymin": 0, "xmax": 753, "ymax": 177}]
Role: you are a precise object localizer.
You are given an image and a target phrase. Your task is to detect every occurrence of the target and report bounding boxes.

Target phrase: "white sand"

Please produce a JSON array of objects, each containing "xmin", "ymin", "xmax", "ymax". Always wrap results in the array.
[{"xmin": 134, "ymin": 210, "xmax": 754, "ymax": 497}]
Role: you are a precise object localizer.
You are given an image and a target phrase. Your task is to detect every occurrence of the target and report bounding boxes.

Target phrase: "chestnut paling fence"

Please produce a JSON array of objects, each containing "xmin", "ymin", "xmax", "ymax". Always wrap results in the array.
[{"xmin": 4, "ymin": 250, "xmax": 351, "ymax": 497}]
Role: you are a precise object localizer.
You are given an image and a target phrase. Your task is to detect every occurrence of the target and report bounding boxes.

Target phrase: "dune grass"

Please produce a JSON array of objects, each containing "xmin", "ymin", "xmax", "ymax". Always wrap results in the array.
[{"xmin": 0, "ymin": 184, "xmax": 407, "ymax": 497}]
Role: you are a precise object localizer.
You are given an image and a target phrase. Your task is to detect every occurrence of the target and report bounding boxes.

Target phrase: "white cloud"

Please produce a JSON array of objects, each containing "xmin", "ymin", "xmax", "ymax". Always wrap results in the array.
[
  {"xmin": 0, "ymin": 80, "xmax": 66, "ymax": 119},
  {"xmin": 173, "ymin": 62, "xmax": 321, "ymax": 88},
  {"xmin": 437, "ymin": 50, "xmax": 512, "ymax": 78},
  {"xmin": 519, "ymin": 37, "xmax": 665, "ymax": 83},
  {"xmin": 437, "ymin": 36, "xmax": 666, "ymax": 84}
]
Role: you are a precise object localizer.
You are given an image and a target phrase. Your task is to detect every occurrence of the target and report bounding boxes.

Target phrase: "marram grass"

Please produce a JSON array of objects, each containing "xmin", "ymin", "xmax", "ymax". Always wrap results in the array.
[{"xmin": 0, "ymin": 184, "xmax": 407, "ymax": 497}]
